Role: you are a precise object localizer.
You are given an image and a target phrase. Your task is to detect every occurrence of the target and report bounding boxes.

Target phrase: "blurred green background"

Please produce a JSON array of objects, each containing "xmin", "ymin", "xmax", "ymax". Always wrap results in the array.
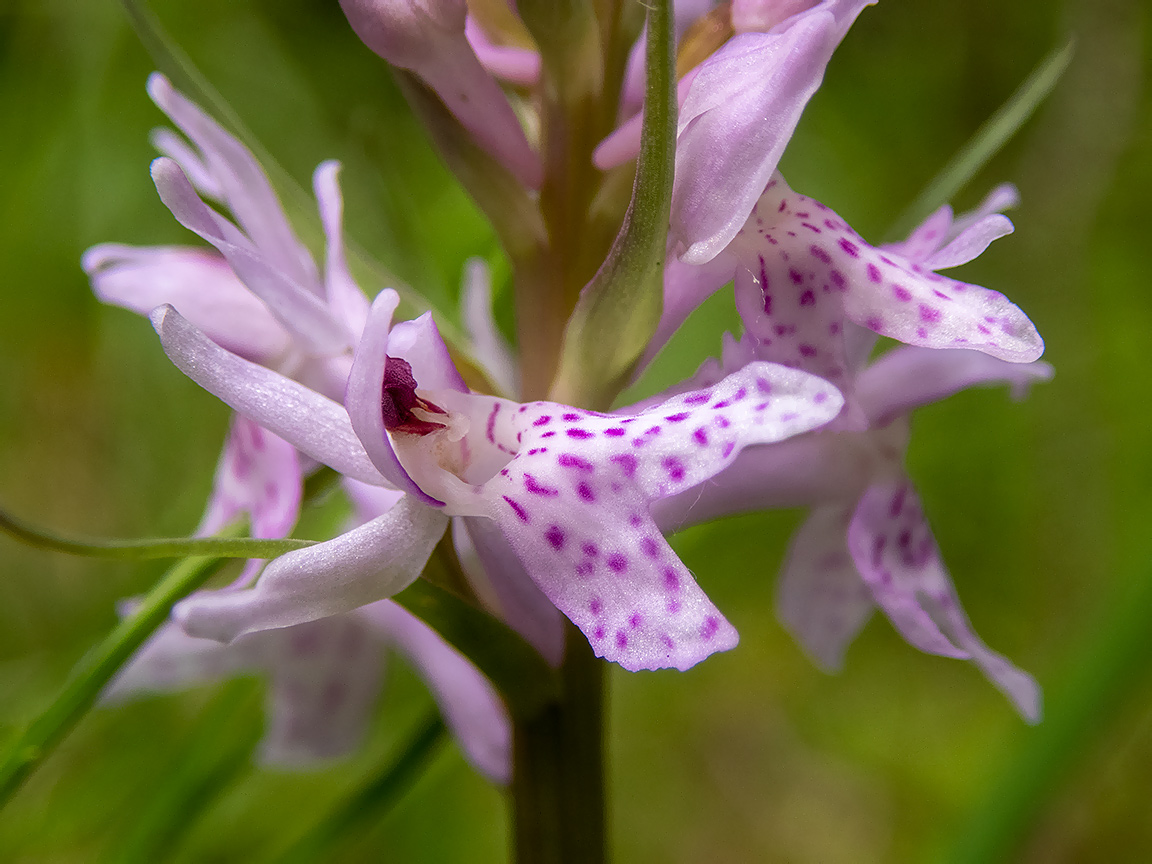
[{"xmin": 1, "ymin": 0, "xmax": 1150, "ymax": 861}]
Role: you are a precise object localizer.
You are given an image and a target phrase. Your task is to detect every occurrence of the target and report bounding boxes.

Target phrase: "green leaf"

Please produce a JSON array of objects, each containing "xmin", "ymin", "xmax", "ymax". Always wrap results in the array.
[
  {"xmin": 0, "ymin": 524, "xmax": 243, "ymax": 807},
  {"xmin": 887, "ymin": 38, "xmax": 1075, "ymax": 241},
  {"xmin": 112, "ymin": 684, "xmax": 261, "ymax": 864},
  {"xmin": 392, "ymin": 579, "xmax": 560, "ymax": 719},
  {"xmin": 549, "ymin": 0, "xmax": 675, "ymax": 410},
  {"xmin": 0, "ymin": 506, "xmax": 314, "ymax": 560},
  {"xmin": 268, "ymin": 713, "xmax": 447, "ymax": 864}
]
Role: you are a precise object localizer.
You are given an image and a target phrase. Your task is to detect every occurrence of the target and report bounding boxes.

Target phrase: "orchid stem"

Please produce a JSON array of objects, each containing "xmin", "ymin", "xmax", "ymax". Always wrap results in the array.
[{"xmin": 511, "ymin": 622, "xmax": 607, "ymax": 864}]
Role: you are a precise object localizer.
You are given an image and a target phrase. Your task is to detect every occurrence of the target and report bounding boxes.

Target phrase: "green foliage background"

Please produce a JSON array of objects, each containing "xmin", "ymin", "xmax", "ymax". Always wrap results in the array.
[{"xmin": 1, "ymin": 0, "xmax": 1149, "ymax": 860}]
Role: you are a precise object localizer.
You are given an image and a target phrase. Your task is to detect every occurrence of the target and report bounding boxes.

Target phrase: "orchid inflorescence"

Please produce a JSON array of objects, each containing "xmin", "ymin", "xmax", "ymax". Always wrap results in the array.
[{"xmin": 12, "ymin": 0, "xmax": 1053, "ymax": 857}]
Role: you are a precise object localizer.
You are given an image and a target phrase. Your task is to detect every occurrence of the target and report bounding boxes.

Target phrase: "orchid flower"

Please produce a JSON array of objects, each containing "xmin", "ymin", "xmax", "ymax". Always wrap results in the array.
[
  {"xmin": 151, "ymin": 286, "xmax": 845, "ymax": 671},
  {"xmin": 652, "ymin": 190, "xmax": 1049, "ymax": 720},
  {"xmin": 85, "ymin": 77, "xmax": 516, "ymax": 776},
  {"xmin": 642, "ymin": 175, "xmax": 1042, "ymax": 416},
  {"xmin": 105, "ymin": 599, "xmax": 511, "ymax": 781},
  {"xmin": 595, "ymin": 0, "xmax": 875, "ymax": 264},
  {"xmin": 84, "ymin": 73, "xmax": 371, "ymax": 580},
  {"xmin": 339, "ymin": 0, "xmax": 542, "ymax": 188}
]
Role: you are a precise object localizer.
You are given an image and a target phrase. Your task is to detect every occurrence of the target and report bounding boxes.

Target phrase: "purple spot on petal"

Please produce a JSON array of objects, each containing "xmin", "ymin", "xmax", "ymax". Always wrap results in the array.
[
  {"xmin": 577, "ymin": 482, "xmax": 596, "ymax": 502},
  {"xmin": 665, "ymin": 412, "xmax": 690, "ymax": 423},
  {"xmin": 830, "ymin": 270, "xmax": 846, "ymax": 290},
  {"xmin": 545, "ymin": 525, "xmax": 566, "ymax": 550},
  {"xmin": 865, "ymin": 316, "xmax": 883, "ymax": 332},
  {"xmin": 721, "ymin": 441, "xmax": 735, "ymax": 458},
  {"xmin": 798, "ymin": 344, "xmax": 817, "ymax": 357},
  {"xmin": 533, "ymin": 415, "xmax": 551, "ymax": 427},
  {"xmin": 890, "ymin": 487, "xmax": 907, "ymax": 517},
  {"xmin": 755, "ymin": 378, "xmax": 772, "ymax": 395},
  {"xmin": 629, "ymin": 514, "xmax": 644, "ymax": 527},
  {"xmin": 693, "ymin": 428, "xmax": 709, "ymax": 446},
  {"xmin": 660, "ymin": 634, "xmax": 674, "ymax": 649},
  {"xmin": 701, "ymin": 616, "xmax": 720, "ymax": 640},
  {"xmin": 641, "ymin": 537, "xmax": 659, "ymax": 558},
  {"xmin": 663, "ymin": 456, "xmax": 686, "ymax": 482},
  {"xmin": 629, "ymin": 612, "xmax": 642, "ymax": 629},
  {"xmin": 541, "ymin": 431, "xmax": 556, "ymax": 438},
  {"xmin": 789, "ymin": 268, "xmax": 804, "ymax": 285},
  {"xmin": 558, "ymin": 453, "xmax": 594, "ymax": 471},
  {"xmin": 503, "ymin": 496, "xmax": 529, "ymax": 523},
  {"xmin": 810, "ymin": 245, "xmax": 831, "ymax": 264},
  {"xmin": 838, "ymin": 238, "xmax": 860, "ymax": 258},
  {"xmin": 662, "ymin": 568, "xmax": 680, "ymax": 592},
  {"xmin": 562, "ymin": 412, "xmax": 580, "ymax": 421},
  {"xmin": 607, "ymin": 553, "xmax": 628, "ymax": 573},
  {"xmin": 893, "ymin": 285, "xmax": 912, "ymax": 302},
  {"xmin": 594, "ymin": 626, "xmax": 605, "ymax": 640},
  {"xmin": 524, "ymin": 474, "xmax": 559, "ymax": 497},
  {"xmin": 611, "ymin": 454, "xmax": 638, "ymax": 477},
  {"xmin": 576, "ymin": 561, "xmax": 594, "ymax": 577},
  {"xmin": 566, "ymin": 428, "xmax": 594, "ymax": 440},
  {"xmin": 590, "ymin": 597, "xmax": 602, "ymax": 615},
  {"xmin": 615, "ymin": 630, "xmax": 628, "ymax": 649},
  {"xmin": 919, "ymin": 304, "xmax": 942, "ymax": 323},
  {"xmin": 684, "ymin": 392, "xmax": 711, "ymax": 405},
  {"xmin": 799, "ymin": 289, "xmax": 816, "ymax": 306},
  {"xmin": 582, "ymin": 542, "xmax": 599, "ymax": 557},
  {"xmin": 867, "ymin": 263, "xmax": 882, "ymax": 283},
  {"xmin": 604, "ymin": 427, "xmax": 626, "ymax": 437}
]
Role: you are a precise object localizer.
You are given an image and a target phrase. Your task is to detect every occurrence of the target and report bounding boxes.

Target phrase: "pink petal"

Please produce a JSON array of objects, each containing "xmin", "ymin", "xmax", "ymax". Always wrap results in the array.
[
  {"xmin": 673, "ymin": 0, "xmax": 874, "ymax": 263},
  {"xmin": 464, "ymin": 16, "xmax": 540, "ymax": 86},
  {"xmin": 151, "ymin": 158, "xmax": 350, "ymax": 356},
  {"xmin": 457, "ymin": 516, "xmax": 565, "ymax": 666},
  {"xmin": 344, "ymin": 291, "xmax": 445, "ymax": 504},
  {"xmin": 198, "ymin": 415, "xmax": 302, "ymax": 540},
  {"xmin": 175, "ymin": 495, "xmax": 448, "ymax": 642},
  {"xmin": 729, "ymin": 174, "xmax": 1044, "ymax": 389},
  {"xmin": 777, "ymin": 503, "xmax": 874, "ymax": 670},
  {"xmin": 147, "ymin": 74, "xmax": 320, "ymax": 296},
  {"xmin": 364, "ymin": 600, "xmax": 511, "ymax": 783},
  {"xmin": 312, "ymin": 161, "xmax": 371, "ymax": 339},
  {"xmin": 151, "ymin": 305, "xmax": 388, "ymax": 486},
  {"xmin": 486, "ymin": 361, "xmax": 843, "ymax": 670},
  {"xmin": 461, "ymin": 258, "xmax": 519, "ymax": 398},
  {"xmin": 923, "ymin": 214, "xmax": 1014, "ymax": 271},
  {"xmin": 84, "ymin": 243, "xmax": 292, "ymax": 364},
  {"xmin": 259, "ymin": 615, "xmax": 387, "ymax": 765},
  {"xmin": 846, "ymin": 481, "xmax": 1041, "ymax": 721},
  {"xmin": 857, "ymin": 346, "xmax": 1053, "ymax": 428}
]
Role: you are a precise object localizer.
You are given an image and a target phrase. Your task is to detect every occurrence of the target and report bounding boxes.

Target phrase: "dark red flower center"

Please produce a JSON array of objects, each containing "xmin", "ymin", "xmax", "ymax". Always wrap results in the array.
[{"xmin": 381, "ymin": 356, "xmax": 448, "ymax": 435}]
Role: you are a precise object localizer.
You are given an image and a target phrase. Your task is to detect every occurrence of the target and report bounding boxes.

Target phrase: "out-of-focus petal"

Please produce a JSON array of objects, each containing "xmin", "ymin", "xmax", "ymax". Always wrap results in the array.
[
  {"xmin": 777, "ymin": 503, "xmax": 874, "ymax": 670},
  {"xmin": 313, "ymin": 161, "xmax": 371, "ymax": 339},
  {"xmin": 464, "ymin": 16, "xmax": 540, "ymax": 85},
  {"xmin": 593, "ymin": 73, "xmax": 698, "ymax": 170},
  {"xmin": 673, "ymin": 0, "xmax": 874, "ymax": 263},
  {"xmin": 846, "ymin": 481, "xmax": 1041, "ymax": 721},
  {"xmin": 924, "ymin": 214, "xmax": 1014, "ymax": 271},
  {"xmin": 103, "ymin": 619, "xmax": 261, "ymax": 701},
  {"xmin": 460, "ymin": 516, "xmax": 566, "ymax": 665},
  {"xmin": 198, "ymin": 415, "xmax": 302, "ymax": 540},
  {"xmin": 148, "ymin": 74, "xmax": 320, "ymax": 295},
  {"xmin": 151, "ymin": 158, "xmax": 350, "ymax": 356},
  {"xmin": 150, "ymin": 128, "xmax": 223, "ymax": 200},
  {"xmin": 857, "ymin": 346, "xmax": 1054, "ymax": 428},
  {"xmin": 343, "ymin": 477, "xmax": 407, "ymax": 527},
  {"xmin": 365, "ymin": 601, "xmax": 512, "ymax": 783},
  {"xmin": 652, "ymin": 421, "xmax": 906, "ymax": 532},
  {"xmin": 84, "ymin": 243, "xmax": 292, "ymax": 364},
  {"xmin": 260, "ymin": 616, "xmax": 387, "ymax": 765},
  {"xmin": 345, "ymin": 291, "xmax": 445, "ymax": 504},
  {"xmin": 175, "ymin": 495, "xmax": 448, "ymax": 642},
  {"xmin": 340, "ymin": 0, "xmax": 541, "ymax": 188},
  {"xmin": 461, "ymin": 258, "xmax": 519, "ymax": 398},
  {"xmin": 151, "ymin": 305, "xmax": 388, "ymax": 486},
  {"xmin": 487, "ymin": 362, "xmax": 842, "ymax": 670}
]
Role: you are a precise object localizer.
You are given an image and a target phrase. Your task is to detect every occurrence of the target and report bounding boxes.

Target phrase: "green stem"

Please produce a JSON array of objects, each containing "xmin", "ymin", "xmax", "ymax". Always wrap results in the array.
[
  {"xmin": 0, "ymin": 506, "xmax": 311, "ymax": 560},
  {"xmin": 113, "ymin": 684, "xmax": 261, "ymax": 864},
  {"xmin": 511, "ymin": 622, "xmax": 607, "ymax": 864},
  {"xmin": 270, "ymin": 713, "xmax": 448, "ymax": 864},
  {"xmin": 0, "ymin": 531, "xmax": 239, "ymax": 806}
]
